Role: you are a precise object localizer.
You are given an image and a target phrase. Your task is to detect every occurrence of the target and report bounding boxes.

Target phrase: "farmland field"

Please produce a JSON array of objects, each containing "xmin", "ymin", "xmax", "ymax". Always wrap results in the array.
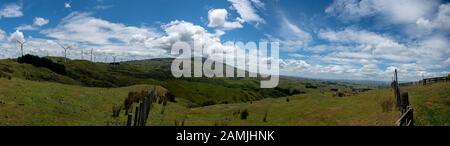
[{"xmin": 1, "ymin": 76, "xmax": 448, "ymax": 126}]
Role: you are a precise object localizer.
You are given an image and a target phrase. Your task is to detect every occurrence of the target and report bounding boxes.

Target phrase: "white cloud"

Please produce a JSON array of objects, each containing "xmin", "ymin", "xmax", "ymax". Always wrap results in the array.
[
  {"xmin": 34, "ymin": 17, "xmax": 50, "ymax": 26},
  {"xmin": 288, "ymin": 53, "xmax": 306, "ymax": 58},
  {"xmin": 0, "ymin": 3, "xmax": 23, "ymax": 18},
  {"xmin": 35, "ymin": 12, "xmax": 252, "ymax": 63},
  {"xmin": 16, "ymin": 25, "xmax": 38, "ymax": 31},
  {"xmin": 326, "ymin": 0, "xmax": 440, "ymax": 24},
  {"xmin": 285, "ymin": 27, "xmax": 450, "ymax": 81},
  {"xmin": 94, "ymin": 5, "xmax": 113, "ymax": 10},
  {"xmin": 8, "ymin": 30, "xmax": 25, "ymax": 43},
  {"xmin": 208, "ymin": 9, "xmax": 243, "ymax": 30},
  {"xmin": 0, "ymin": 29, "xmax": 6, "ymax": 41},
  {"xmin": 250, "ymin": 0, "xmax": 265, "ymax": 10},
  {"xmin": 415, "ymin": 3, "xmax": 450, "ymax": 33},
  {"xmin": 16, "ymin": 17, "xmax": 50, "ymax": 31},
  {"xmin": 65, "ymin": 2, "xmax": 72, "ymax": 8},
  {"xmin": 43, "ymin": 12, "xmax": 160, "ymax": 46},
  {"xmin": 228, "ymin": 0, "xmax": 265, "ymax": 24},
  {"xmin": 266, "ymin": 15, "xmax": 312, "ymax": 52}
]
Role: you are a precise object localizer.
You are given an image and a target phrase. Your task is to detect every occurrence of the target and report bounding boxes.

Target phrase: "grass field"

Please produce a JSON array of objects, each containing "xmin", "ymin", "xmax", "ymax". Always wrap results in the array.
[
  {"xmin": 1, "ymin": 77, "xmax": 448, "ymax": 126},
  {"xmin": 147, "ymin": 82, "xmax": 449, "ymax": 126}
]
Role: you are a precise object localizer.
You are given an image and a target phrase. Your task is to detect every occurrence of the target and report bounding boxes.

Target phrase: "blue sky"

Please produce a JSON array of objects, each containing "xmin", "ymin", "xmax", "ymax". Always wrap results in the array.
[{"xmin": 0, "ymin": 0, "xmax": 449, "ymax": 81}]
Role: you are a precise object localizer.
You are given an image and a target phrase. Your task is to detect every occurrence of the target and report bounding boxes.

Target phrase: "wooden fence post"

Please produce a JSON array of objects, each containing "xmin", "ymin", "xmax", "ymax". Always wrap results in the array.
[
  {"xmin": 126, "ymin": 114, "xmax": 132, "ymax": 126},
  {"xmin": 134, "ymin": 106, "xmax": 139, "ymax": 126}
]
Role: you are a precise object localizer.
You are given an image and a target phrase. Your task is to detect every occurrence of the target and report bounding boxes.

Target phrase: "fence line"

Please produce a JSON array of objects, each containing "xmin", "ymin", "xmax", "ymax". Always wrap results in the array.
[
  {"xmin": 126, "ymin": 89, "xmax": 156, "ymax": 126},
  {"xmin": 393, "ymin": 69, "xmax": 414, "ymax": 126}
]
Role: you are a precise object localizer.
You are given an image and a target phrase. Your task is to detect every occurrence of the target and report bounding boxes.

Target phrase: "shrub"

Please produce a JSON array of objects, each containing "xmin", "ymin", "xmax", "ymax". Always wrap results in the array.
[
  {"xmin": 167, "ymin": 92, "xmax": 176, "ymax": 102},
  {"xmin": 17, "ymin": 54, "xmax": 66, "ymax": 75},
  {"xmin": 286, "ymin": 98, "xmax": 290, "ymax": 102},
  {"xmin": 123, "ymin": 90, "xmax": 148, "ymax": 110},
  {"xmin": 0, "ymin": 72, "xmax": 12, "ymax": 80},
  {"xmin": 305, "ymin": 83, "xmax": 317, "ymax": 89},
  {"xmin": 201, "ymin": 100, "xmax": 216, "ymax": 106},
  {"xmin": 240, "ymin": 109, "xmax": 249, "ymax": 120},
  {"xmin": 337, "ymin": 92, "xmax": 345, "ymax": 97}
]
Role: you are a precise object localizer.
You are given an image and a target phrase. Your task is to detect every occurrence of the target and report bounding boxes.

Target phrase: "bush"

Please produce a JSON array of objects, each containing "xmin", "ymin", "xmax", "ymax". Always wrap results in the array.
[
  {"xmin": 286, "ymin": 98, "xmax": 290, "ymax": 102},
  {"xmin": 17, "ymin": 54, "xmax": 66, "ymax": 75},
  {"xmin": 337, "ymin": 92, "xmax": 345, "ymax": 97},
  {"xmin": 201, "ymin": 100, "xmax": 216, "ymax": 106},
  {"xmin": 240, "ymin": 109, "xmax": 249, "ymax": 120},
  {"xmin": 305, "ymin": 83, "xmax": 317, "ymax": 89},
  {"xmin": 123, "ymin": 90, "xmax": 148, "ymax": 110}
]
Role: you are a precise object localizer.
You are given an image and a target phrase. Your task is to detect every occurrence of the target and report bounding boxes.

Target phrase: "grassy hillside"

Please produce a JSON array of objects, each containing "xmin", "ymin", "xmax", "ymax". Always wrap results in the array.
[
  {"xmin": 147, "ymin": 82, "xmax": 449, "ymax": 126},
  {"xmin": 0, "ymin": 56, "xmax": 343, "ymax": 106},
  {"xmin": 0, "ymin": 78, "xmax": 154, "ymax": 126},
  {"xmin": 1, "ymin": 77, "xmax": 448, "ymax": 126}
]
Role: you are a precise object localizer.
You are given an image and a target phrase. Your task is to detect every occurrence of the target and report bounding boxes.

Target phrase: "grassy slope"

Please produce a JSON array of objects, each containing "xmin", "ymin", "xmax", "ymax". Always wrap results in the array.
[
  {"xmin": 146, "ymin": 82, "xmax": 449, "ymax": 126},
  {"xmin": 0, "ymin": 78, "xmax": 154, "ymax": 126},
  {"xmin": 0, "ymin": 58, "xmax": 296, "ymax": 106},
  {"xmin": 2, "ymin": 78, "xmax": 446, "ymax": 126}
]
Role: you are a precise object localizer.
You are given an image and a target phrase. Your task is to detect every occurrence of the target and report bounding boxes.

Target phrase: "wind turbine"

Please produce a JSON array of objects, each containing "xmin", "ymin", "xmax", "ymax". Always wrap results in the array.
[
  {"xmin": 80, "ymin": 48, "xmax": 84, "ymax": 60},
  {"xmin": 14, "ymin": 38, "xmax": 26, "ymax": 57},
  {"xmin": 90, "ymin": 48, "xmax": 93, "ymax": 62},
  {"xmin": 112, "ymin": 54, "xmax": 117, "ymax": 63},
  {"xmin": 55, "ymin": 42, "xmax": 72, "ymax": 62}
]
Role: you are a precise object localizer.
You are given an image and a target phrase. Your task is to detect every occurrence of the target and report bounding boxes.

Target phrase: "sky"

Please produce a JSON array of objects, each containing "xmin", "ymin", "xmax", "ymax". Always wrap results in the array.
[{"xmin": 0, "ymin": 0, "xmax": 449, "ymax": 81}]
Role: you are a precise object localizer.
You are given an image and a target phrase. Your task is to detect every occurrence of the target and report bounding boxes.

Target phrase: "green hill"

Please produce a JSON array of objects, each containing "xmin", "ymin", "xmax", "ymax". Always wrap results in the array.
[
  {"xmin": 0, "ymin": 55, "xmax": 304, "ymax": 106},
  {"xmin": 0, "ymin": 77, "xmax": 448, "ymax": 126},
  {"xmin": 0, "ymin": 78, "xmax": 154, "ymax": 125}
]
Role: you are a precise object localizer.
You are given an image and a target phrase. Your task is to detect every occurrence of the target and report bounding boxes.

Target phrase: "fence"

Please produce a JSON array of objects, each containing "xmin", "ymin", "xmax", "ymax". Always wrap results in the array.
[
  {"xmin": 393, "ymin": 69, "xmax": 414, "ymax": 126},
  {"xmin": 126, "ymin": 89, "xmax": 156, "ymax": 126},
  {"xmin": 399, "ymin": 76, "xmax": 450, "ymax": 86}
]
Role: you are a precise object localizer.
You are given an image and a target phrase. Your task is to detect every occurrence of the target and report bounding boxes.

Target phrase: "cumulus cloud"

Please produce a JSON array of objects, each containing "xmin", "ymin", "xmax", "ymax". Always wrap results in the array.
[
  {"xmin": 228, "ymin": 0, "xmax": 265, "ymax": 24},
  {"xmin": 34, "ymin": 17, "xmax": 50, "ymax": 26},
  {"xmin": 16, "ymin": 17, "xmax": 50, "ymax": 31},
  {"xmin": 0, "ymin": 29, "xmax": 6, "ymax": 41},
  {"xmin": 325, "ymin": 0, "xmax": 450, "ymax": 39},
  {"xmin": 266, "ymin": 15, "xmax": 312, "ymax": 52},
  {"xmin": 0, "ymin": 3, "xmax": 23, "ymax": 18},
  {"xmin": 282, "ymin": 27, "xmax": 450, "ymax": 81},
  {"xmin": 43, "ymin": 12, "xmax": 160, "ymax": 45},
  {"xmin": 415, "ymin": 3, "xmax": 450, "ymax": 34},
  {"xmin": 32, "ymin": 12, "xmax": 252, "ymax": 64},
  {"xmin": 65, "ymin": 2, "xmax": 72, "ymax": 8},
  {"xmin": 320, "ymin": 0, "xmax": 450, "ymax": 80},
  {"xmin": 325, "ymin": 0, "xmax": 440, "ymax": 24},
  {"xmin": 208, "ymin": 9, "xmax": 243, "ymax": 30},
  {"xmin": 8, "ymin": 30, "xmax": 25, "ymax": 43}
]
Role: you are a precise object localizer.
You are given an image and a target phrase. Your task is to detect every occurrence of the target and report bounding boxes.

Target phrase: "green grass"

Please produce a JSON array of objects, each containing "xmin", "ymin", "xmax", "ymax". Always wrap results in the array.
[
  {"xmin": 0, "ymin": 78, "xmax": 154, "ymax": 126},
  {"xmin": 0, "ymin": 78, "xmax": 448, "ymax": 126},
  {"xmin": 147, "ymin": 82, "xmax": 448, "ymax": 126},
  {"xmin": 0, "ymin": 56, "xmax": 448, "ymax": 126},
  {"xmin": 0, "ymin": 57, "xmax": 296, "ymax": 105}
]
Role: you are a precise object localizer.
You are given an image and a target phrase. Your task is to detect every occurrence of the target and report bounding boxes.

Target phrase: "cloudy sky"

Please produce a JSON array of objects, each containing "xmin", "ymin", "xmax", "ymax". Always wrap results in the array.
[{"xmin": 0, "ymin": 0, "xmax": 449, "ymax": 81}]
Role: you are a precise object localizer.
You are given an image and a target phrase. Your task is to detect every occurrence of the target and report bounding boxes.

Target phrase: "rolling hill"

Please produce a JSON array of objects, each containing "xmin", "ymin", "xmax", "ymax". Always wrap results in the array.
[{"xmin": 0, "ymin": 77, "xmax": 448, "ymax": 126}]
